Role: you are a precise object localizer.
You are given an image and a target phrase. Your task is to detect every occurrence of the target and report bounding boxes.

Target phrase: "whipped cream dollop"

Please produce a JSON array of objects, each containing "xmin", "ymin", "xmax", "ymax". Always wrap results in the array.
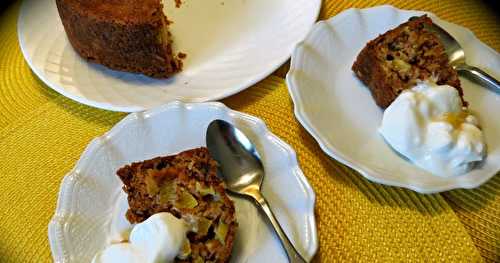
[
  {"xmin": 92, "ymin": 212, "xmax": 188, "ymax": 263},
  {"xmin": 379, "ymin": 81, "xmax": 486, "ymax": 176}
]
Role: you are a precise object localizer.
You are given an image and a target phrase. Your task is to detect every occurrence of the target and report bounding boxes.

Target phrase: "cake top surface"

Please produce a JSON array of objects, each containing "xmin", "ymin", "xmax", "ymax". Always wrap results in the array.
[{"xmin": 60, "ymin": 0, "xmax": 165, "ymax": 24}]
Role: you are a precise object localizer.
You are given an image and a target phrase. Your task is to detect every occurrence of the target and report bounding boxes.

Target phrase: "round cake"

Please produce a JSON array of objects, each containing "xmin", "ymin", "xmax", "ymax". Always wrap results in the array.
[{"xmin": 55, "ymin": 0, "xmax": 182, "ymax": 78}]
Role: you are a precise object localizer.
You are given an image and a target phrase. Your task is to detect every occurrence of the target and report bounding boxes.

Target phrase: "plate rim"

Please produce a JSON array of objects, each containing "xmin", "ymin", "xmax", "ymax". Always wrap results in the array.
[
  {"xmin": 17, "ymin": 0, "xmax": 322, "ymax": 112},
  {"xmin": 286, "ymin": 5, "xmax": 499, "ymax": 194},
  {"xmin": 47, "ymin": 101, "xmax": 318, "ymax": 262}
]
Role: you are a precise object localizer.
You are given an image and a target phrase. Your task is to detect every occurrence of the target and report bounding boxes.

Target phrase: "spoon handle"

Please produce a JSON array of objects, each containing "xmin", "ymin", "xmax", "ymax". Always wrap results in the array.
[
  {"xmin": 252, "ymin": 192, "xmax": 307, "ymax": 263},
  {"xmin": 456, "ymin": 64, "xmax": 500, "ymax": 93}
]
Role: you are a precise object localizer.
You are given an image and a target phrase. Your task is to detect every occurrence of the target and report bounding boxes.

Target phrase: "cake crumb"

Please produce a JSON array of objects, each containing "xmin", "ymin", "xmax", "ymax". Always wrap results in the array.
[{"xmin": 178, "ymin": 52, "xmax": 187, "ymax": 59}]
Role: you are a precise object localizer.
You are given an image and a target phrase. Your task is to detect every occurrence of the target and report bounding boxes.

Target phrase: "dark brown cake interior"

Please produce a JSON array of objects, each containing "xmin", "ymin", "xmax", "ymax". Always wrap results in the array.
[
  {"xmin": 117, "ymin": 148, "xmax": 237, "ymax": 263},
  {"xmin": 352, "ymin": 15, "xmax": 463, "ymax": 108}
]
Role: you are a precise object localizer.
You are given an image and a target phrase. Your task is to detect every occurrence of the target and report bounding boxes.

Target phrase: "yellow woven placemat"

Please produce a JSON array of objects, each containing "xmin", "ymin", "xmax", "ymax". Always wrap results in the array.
[{"xmin": 0, "ymin": 0, "xmax": 499, "ymax": 262}]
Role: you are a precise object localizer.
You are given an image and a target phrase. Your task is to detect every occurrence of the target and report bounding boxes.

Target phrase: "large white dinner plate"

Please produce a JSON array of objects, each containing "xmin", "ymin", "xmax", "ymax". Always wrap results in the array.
[
  {"xmin": 18, "ymin": 0, "xmax": 320, "ymax": 112},
  {"xmin": 48, "ymin": 102, "xmax": 317, "ymax": 262},
  {"xmin": 286, "ymin": 5, "xmax": 500, "ymax": 194}
]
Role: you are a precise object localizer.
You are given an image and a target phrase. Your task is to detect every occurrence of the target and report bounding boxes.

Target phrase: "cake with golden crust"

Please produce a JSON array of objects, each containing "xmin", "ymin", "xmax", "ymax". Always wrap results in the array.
[
  {"xmin": 117, "ymin": 147, "xmax": 237, "ymax": 263},
  {"xmin": 55, "ymin": 0, "xmax": 182, "ymax": 78},
  {"xmin": 352, "ymin": 15, "xmax": 463, "ymax": 108}
]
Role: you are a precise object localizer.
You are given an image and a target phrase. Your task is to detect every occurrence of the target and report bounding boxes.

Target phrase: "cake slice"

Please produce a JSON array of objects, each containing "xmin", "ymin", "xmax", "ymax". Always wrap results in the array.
[
  {"xmin": 56, "ymin": 0, "xmax": 182, "ymax": 78},
  {"xmin": 117, "ymin": 148, "xmax": 237, "ymax": 262},
  {"xmin": 352, "ymin": 15, "xmax": 463, "ymax": 108}
]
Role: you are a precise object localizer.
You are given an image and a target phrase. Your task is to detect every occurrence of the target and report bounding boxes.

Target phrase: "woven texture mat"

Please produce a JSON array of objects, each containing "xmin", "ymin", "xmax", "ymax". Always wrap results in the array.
[{"xmin": 0, "ymin": 0, "xmax": 499, "ymax": 262}]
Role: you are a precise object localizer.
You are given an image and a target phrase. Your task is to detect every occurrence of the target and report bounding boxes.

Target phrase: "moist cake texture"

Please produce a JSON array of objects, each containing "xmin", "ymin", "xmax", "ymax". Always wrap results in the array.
[
  {"xmin": 56, "ymin": 0, "xmax": 182, "ymax": 78},
  {"xmin": 352, "ymin": 15, "xmax": 463, "ymax": 108},
  {"xmin": 117, "ymin": 147, "xmax": 237, "ymax": 263}
]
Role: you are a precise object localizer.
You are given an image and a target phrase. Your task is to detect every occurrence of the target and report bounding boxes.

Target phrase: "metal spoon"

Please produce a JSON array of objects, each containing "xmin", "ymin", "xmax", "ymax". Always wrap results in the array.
[
  {"xmin": 410, "ymin": 16, "xmax": 499, "ymax": 92},
  {"xmin": 206, "ymin": 119, "xmax": 307, "ymax": 263}
]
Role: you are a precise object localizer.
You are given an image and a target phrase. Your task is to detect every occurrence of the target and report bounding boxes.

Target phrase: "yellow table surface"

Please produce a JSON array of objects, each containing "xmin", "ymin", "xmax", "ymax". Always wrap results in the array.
[{"xmin": 0, "ymin": 0, "xmax": 499, "ymax": 262}]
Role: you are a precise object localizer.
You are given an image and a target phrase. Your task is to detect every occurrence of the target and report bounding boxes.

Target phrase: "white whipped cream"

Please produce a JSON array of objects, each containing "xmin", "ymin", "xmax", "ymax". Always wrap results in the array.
[
  {"xmin": 379, "ymin": 81, "xmax": 486, "ymax": 176},
  {"xmin": 92, "ymin": 212, "xmax": 188, "ymax": 263}
]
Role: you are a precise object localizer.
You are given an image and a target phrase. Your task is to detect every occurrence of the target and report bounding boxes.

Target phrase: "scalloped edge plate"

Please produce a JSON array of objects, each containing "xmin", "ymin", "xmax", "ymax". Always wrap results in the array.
[
  {"xmin": 286, "ymin": 5, "xmax": 500, "ymax": 193},
  {"xmin": 48, "ymin": 102, "xmax": 317, "ymax": 262},
  {"xmin": 18, "ymin": 0, "xmax": 321, "ymax": 112}
]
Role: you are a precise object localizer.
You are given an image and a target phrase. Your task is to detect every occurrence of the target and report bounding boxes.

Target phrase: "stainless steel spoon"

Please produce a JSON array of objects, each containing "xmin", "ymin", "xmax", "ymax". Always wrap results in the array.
[
  {"xmin": 410, "ymin": 16, "xmax": 499, "ymax": 92},
  {"xmin": 206, "ymin": 119, "xmax": 307, "ymax": 263}
]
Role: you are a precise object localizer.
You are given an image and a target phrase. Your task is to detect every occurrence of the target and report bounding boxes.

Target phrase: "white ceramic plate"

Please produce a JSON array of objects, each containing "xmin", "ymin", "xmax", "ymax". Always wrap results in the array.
[
  {"xmin": 48, "ymin": 102, "xmax": 317, "ymax": 262},
  {"xmin": 286, "ymin": 5, "xmax": 500, "ymax": 194},
  {"xmin": 18, "ymin": 0, "xmax": 320, "ymax": 112}
]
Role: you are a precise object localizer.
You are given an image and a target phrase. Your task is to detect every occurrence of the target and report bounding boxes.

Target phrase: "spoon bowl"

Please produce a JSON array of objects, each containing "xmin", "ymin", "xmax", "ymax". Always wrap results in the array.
[{"xmin": 206, "ymin": 120, "xmax": 265, "ymax": 195}]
